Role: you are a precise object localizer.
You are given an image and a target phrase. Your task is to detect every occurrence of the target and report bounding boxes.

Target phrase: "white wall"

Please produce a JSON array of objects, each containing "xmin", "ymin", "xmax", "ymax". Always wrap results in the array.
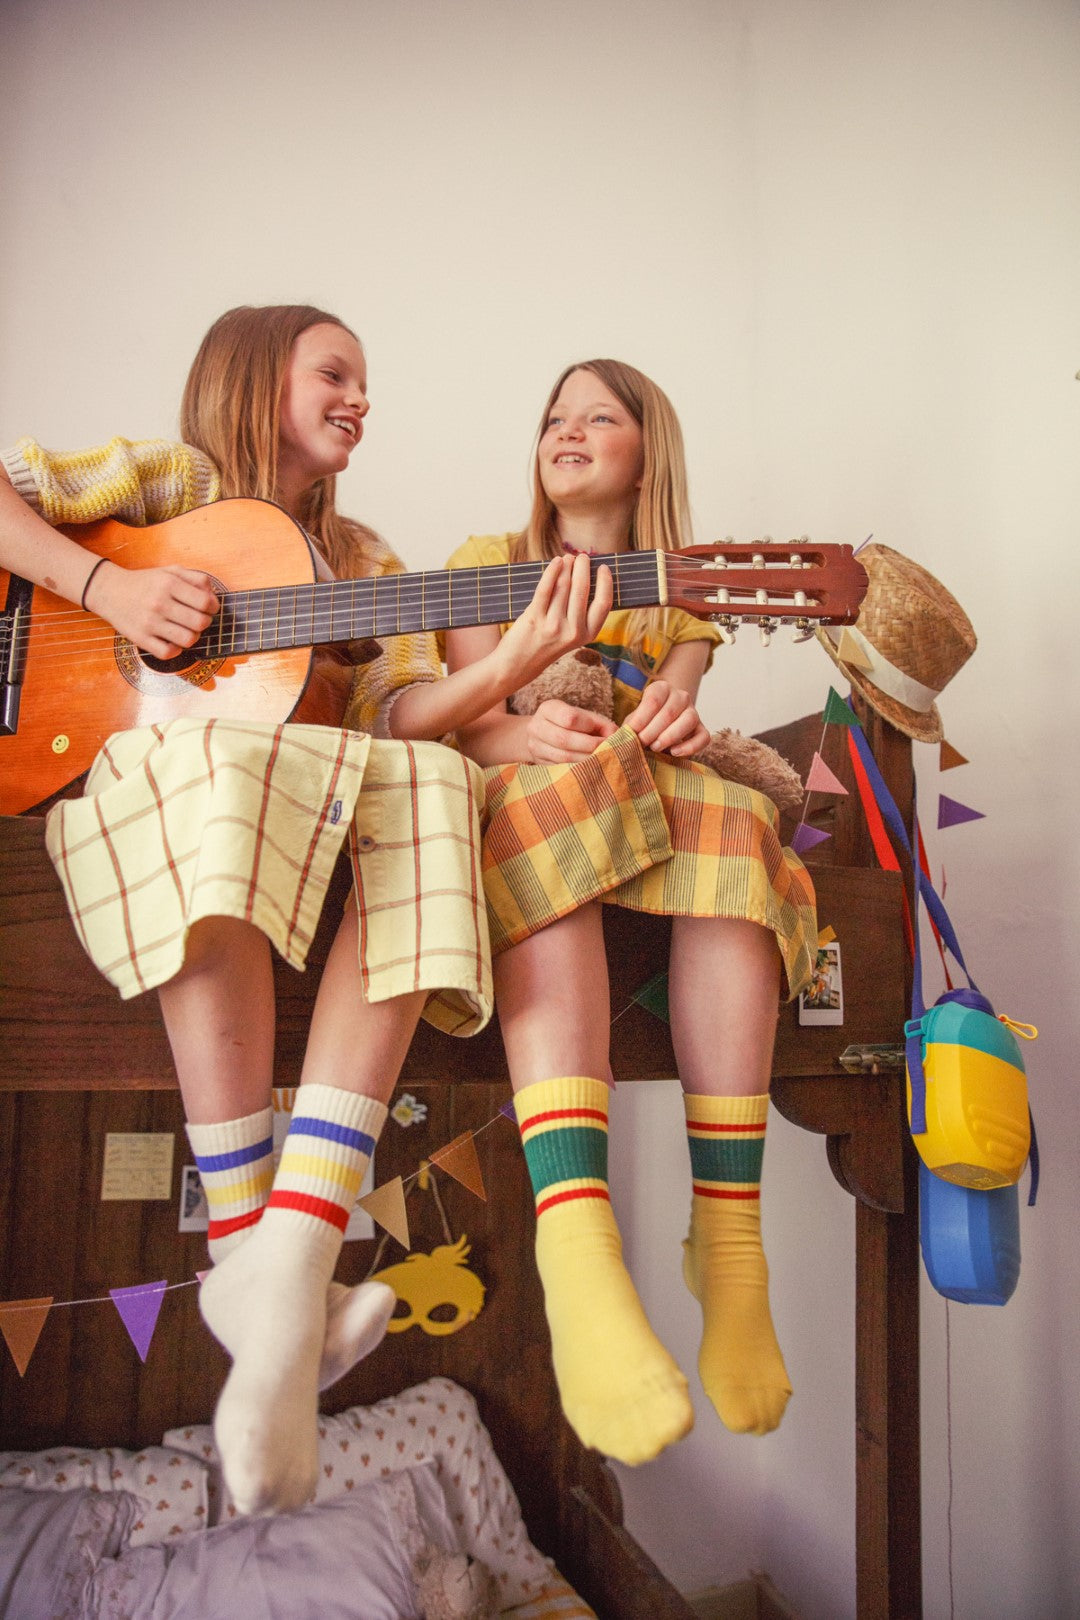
[{"xmin": 3, "ymin": 3, "xmax": 1077, "ymax": 1615}]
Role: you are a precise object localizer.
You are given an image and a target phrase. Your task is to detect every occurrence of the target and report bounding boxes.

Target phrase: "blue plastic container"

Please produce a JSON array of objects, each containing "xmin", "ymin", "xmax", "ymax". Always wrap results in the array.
[{"xmin": 918, "ymin": 1158, "xmax": 1021, "ymax": 1305}]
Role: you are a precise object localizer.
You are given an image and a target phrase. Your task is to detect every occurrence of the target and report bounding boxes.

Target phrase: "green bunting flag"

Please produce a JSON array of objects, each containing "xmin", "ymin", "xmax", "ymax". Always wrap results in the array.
[
  {"xmin": 632, "ymin": 971, "xmax": 670, "ymax": 1023},
  {"xmin": 822, "ymin": 687, "xmax": 861, "ymax": 728}
]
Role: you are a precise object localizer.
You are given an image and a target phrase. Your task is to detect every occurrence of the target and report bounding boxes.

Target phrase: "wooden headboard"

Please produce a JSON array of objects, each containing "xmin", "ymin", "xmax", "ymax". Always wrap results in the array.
[{"xmin": 0, "ymin": 704, "xmax": 920, "ymax": 1620}]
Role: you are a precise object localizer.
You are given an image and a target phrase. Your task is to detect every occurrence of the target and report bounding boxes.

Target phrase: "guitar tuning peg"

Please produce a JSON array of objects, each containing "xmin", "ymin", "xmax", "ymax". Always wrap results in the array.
[
  {"xmin": 791, "ymin": 625, "xmax": 816, "ymax": 643},
  {"xmin": 758, "ymin": 620, "xmax": 777, "ymax": 647},
  {"xmin": 717, "ymin": 622, "xmax": 737, "ymax": 645}
]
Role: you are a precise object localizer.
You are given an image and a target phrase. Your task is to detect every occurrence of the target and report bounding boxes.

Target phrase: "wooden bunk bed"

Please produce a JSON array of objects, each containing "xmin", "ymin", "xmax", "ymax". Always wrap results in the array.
[{"xmin": 0, "ymin": 699, "xmax": 920, "ymax": 1620}]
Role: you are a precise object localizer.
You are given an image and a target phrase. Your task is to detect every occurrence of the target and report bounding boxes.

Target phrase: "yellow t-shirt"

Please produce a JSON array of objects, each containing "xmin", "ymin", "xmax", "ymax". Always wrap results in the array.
[{"xmin": 443, "ymin": 533, "xmax": 722, "ymax": 725}]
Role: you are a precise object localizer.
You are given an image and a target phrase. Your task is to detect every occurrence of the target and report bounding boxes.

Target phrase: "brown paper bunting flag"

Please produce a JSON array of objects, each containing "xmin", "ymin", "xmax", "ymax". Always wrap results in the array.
[
  {"xmin": 835, "ymin": 627, "xmax": 875, "ymax": 671},
  {"xmin": 0, "ymin": 1297, "xmax": 53, "ymax": 1377},
  {"xmin": 939, "ymin": 740, "xmax": 968, "ymax": 771},
  {"xmin": 429, "ymin": 1133, "xmax": 487, "ymax": 1201},
  {"xmin": 358, "ymin": 1177, "xmax": 410, "ymax": 1249}
]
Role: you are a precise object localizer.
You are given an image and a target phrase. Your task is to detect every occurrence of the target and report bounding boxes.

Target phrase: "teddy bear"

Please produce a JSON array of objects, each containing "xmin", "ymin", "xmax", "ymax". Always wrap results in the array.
[
  {"xmin": 508, "ymin": 648, "xmax": 804, "ymax": 814},
  {"xmin": 413, "ymin": 1546, "xmax": 500, "ymax": 1620}
]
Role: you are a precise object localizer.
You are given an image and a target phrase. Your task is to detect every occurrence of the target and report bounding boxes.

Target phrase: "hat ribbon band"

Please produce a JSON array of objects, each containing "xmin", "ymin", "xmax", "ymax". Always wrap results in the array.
[{"xmin": 825, "ymin": 625, "xmax": 941, "ymax": 714}]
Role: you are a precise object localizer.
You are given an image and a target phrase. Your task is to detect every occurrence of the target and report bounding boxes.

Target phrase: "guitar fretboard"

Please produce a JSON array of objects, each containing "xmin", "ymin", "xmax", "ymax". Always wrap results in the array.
[{"xmin": 194, "ymin": 552, "xmax": 666, "ymax": 657}]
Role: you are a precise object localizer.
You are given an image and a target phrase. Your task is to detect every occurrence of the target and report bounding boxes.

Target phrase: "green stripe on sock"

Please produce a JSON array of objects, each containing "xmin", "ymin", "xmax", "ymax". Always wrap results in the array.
[
  {"xmin": 522, "ymin": 1124, "xmax": 608, "ymax": 1196},
  {"xmin": 688, "ymin": 1135, "xmax": 765, "ymax": 1185}
]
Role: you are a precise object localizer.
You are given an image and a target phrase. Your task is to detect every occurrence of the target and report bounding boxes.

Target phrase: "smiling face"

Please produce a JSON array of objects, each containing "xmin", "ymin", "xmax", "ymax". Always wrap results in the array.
[
  {"xmin": 538, "ymin": 368, "xmax": 645, "ymax": 529},
  {"xmin": 276, "ymin": 322, "xmax": 369, "ymax": 508}
]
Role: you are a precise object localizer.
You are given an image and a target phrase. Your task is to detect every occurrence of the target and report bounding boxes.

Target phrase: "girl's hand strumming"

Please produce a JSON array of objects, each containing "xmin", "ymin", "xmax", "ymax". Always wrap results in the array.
[
  {"xmin": 84, "ymin": 561, "xmax": 220, "ymax": 660},
  {"xmin": 624, "ymin": 679, "xmax": 709, "ymax": 757}
]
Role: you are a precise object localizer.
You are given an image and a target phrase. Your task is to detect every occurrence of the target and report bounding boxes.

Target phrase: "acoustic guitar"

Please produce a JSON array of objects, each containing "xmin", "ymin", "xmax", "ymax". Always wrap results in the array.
[{"xmin": 0, "ymin": 498, "xmax": 867, "ymax": 814}]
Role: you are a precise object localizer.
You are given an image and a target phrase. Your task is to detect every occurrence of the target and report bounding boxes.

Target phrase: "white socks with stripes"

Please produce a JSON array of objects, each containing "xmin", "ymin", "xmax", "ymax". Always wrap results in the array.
[{"xmin": 198, "ymin": 1086, "xmax": 388, "ymax": 1514}]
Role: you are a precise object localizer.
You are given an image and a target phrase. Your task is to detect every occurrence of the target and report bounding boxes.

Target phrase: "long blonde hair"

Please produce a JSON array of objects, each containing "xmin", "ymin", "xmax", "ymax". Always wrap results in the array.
[
  {"xmin": 180, "ymin": 303, "xmax": 379, "ymax": 579},
  {"xmin": 512, "ymin": 358, "xmax": 692, "ymax": 653}
]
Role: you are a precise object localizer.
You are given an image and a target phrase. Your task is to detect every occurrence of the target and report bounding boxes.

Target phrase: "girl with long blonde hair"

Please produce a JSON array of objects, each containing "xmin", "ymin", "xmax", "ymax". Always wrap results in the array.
[
  {"xmin": 0, "ymin": 306, "xmax": 611, "ymax": 1515},
  {"xmin": 443, "ymin": 358, "xmax": 817, "ymax": 1469}
]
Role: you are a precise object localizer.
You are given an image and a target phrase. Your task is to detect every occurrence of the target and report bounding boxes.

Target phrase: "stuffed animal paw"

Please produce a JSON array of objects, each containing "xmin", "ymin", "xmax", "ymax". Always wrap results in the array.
[{"xmin": 414, "ymin": 1548, "xmax": 499, "ymax": 1620}]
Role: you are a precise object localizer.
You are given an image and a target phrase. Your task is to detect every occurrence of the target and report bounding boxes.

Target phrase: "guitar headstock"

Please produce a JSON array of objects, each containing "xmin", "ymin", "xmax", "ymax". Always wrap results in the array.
[{"xmin": 665, "ymin": 541, "xmax": 868, "ymax": 642}]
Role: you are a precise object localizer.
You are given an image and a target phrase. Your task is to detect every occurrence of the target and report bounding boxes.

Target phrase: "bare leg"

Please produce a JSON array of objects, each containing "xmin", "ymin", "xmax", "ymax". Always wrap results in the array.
[
  {"xmin": 497, "ymin": 906, "xmax": 693, "ymax": 1466},
  {"xmin": 669, "ymin": 916, "xmax": 791, "ymax": 1435},
  {"xmin": 165, "ymin": 906, "xmax": 417, "ymax": 1510}
]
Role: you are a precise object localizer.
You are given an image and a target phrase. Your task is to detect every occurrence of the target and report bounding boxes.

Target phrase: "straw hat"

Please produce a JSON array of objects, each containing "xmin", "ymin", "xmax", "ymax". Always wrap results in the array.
[{"xmin": 816, "ymin": 543, "xmax": 976, "ymax": 743}]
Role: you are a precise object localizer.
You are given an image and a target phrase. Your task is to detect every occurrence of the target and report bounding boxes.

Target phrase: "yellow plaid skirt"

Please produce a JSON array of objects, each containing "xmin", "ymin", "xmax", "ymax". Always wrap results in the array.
[
  {"xmin": 481, "ymin": 726, "xmax": 816, "ymax": 999},
  {"xmin": 44, "ymin": 719, "xmax": 492, "ymax": 1035}
]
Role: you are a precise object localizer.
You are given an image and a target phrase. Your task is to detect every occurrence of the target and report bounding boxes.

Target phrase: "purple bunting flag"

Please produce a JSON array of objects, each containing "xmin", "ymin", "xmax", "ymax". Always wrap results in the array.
[
  {"xmin": 938, "ymin": 794, "xmax": 985, "ymax": 830},
  {"xmin": 791, "ymin": 823, "xmax": 832, "ymax": 855},
  {"xmin": 110, "ymin": 1281, "xmax": 167, "ymax": 1363}
]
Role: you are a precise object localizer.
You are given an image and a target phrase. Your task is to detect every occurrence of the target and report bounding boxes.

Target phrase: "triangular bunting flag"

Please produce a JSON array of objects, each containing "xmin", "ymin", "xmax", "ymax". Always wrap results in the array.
[
  {"xmin": 358, "ymin": 1177, "xmax": 410, "ymax": 1249},
  {"xmin": 110, "ymin": 1281, "xmax": 167, "ymax": 1363},
  {"xmin": 430, "ymin": 1133, "xmax": 487, "ymax": 1201},
  {"xmin": 0, "ymin": 1297, "xmax": 53, "ymax": 1377},
  {"xmin": 817, "ymin": 925, "xmax": 838, "ymax": 947},
  {"xmin": 823, "ymin": 687, "xmax": 861, "ymax": 728},
  {"xmin": 835, "ymin": 628, "xmax": 874, "ymax": 671},
  {"xmin": 938, "ymin": 794, "xmax": 985, "ymax": 830},
  {"xmin": 939, "ymin": 740, "xmax": 968, "ymax": 771},
  {"xmin": 195, "ymin": 1270, "xmax": 211, "ymax": 1285},
  {"xmin": 498, "ymin": 1099, "xmax": 517, "ymax": 1123},
  {"xmin": 806, "ymin": 752, "xmax": 849, "ymax": 796},
  {"xmin": 791, "ymin": 823, "xmax": 832, "ymax": 855},
  {"xmin": 631, "ymin": 970, "xmax": 670, "ymax": 1023}
]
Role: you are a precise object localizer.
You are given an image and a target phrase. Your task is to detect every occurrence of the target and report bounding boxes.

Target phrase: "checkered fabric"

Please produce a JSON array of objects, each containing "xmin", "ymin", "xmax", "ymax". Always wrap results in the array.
[
  {"xmin": 44, "ymin": 719, "xmax": 492, "ymax": 1034},
  {"xmin": 480, "ymin": 725, "xmax": 674, "ymax": 955},
  {"xmin": 480, "ymin": 727, "xmax": 817, "ymax": 999}
]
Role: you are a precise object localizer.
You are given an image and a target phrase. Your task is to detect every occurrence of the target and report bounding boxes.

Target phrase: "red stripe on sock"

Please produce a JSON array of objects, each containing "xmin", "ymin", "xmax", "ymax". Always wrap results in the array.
[
  {"xmin": 207, "ymin": 1208, "xmax": 264, "ymax": 1240},
  {"xmin": 536, "ymin": 1186, "xmax": 611, "ymax": 1216},
  {"xmin": 520, "ymin": 1106, "xmax": 609, "ymax": 1136},
  {"xmin": 267, "ymin": 1190, "xmax": 351, "ymax": 1230},
  {"xmin": 686, "ymin": 1120, "xmax": 766, "ymax": 1134},
  {"xmin": 693, "ymin": 1184, "xmax": 761, "ymax": 1200}
]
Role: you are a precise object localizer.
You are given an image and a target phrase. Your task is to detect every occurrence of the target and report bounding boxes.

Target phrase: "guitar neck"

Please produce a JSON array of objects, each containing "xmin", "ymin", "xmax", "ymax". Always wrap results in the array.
[{"xmin": 193, "ymin": 552, "xmax": 666, "ymax": 657}]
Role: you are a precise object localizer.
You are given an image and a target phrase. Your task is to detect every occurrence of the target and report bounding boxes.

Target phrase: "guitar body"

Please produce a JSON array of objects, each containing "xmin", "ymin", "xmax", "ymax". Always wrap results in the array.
[{"xmin": 0, "ymin": 502, "xmax": 343, "ymax": 816}]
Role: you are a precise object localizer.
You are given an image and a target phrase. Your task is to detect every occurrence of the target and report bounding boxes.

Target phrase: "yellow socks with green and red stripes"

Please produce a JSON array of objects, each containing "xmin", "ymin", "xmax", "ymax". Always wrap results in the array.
[
  {"xmin": 682, "ymin": 1091, "xmax": 792, "ymax": 1435},
  {"xmin": 199, "ymin": 1085, "xmax": 389, "ymax": 1513},
  {"xmin": 188, "ymin": 1108, "xmax": 394, "ymax": 1396},
  {"xmin": 516, "ymin": 1075, "xmax": 692, "ymax": 1465}
]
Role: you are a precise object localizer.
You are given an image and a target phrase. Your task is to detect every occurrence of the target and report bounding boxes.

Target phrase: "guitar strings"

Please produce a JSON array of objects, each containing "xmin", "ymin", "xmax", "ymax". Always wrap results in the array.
[{"xmin": 5, "ymin": 552, "xmax": 833, "ymax": 666}]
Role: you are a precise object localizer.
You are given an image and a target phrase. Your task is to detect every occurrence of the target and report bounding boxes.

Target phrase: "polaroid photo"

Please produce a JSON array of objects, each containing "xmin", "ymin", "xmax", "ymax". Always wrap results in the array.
[
  {"xmin": 799, "ymin": 940, "xmax": 844, "ymax": 1026},
  {"xmin": 178, "ymin": 1164, "xmax": 210, "ymax": 1232}
]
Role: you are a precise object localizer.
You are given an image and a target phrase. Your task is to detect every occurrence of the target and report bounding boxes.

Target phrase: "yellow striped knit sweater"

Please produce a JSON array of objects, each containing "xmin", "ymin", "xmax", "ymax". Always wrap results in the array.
[{"xmin": 1, "ymin": 436, "xmax": 440, "ymax": 736}]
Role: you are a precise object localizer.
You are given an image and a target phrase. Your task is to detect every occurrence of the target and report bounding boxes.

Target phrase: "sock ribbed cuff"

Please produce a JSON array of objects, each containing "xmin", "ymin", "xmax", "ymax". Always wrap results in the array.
[
  {"xmin": 269, "ymin": 1085, "xmax": 387, "ymax": 1233},
  {"xmin": 515, "ymin": 1077, "xmax": 611, "ymax": 1215},
  {"xmin": 683, "ymin": 1092, "xmax": 769, "ymax": 1200},
  {"xmin": 186, "ymin": 1108, "xmax": 274, "ymax": 1244}
]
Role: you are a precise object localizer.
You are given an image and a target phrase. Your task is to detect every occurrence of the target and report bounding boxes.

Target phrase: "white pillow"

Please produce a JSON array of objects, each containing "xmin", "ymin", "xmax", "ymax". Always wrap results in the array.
[
  {"xmin": 165, "ymin": 1376, "xmax": 554, "ymax": 1606},
  {"xmin": 0, "ymin": 1445, "xmax": 209, "ymax": 1547}
]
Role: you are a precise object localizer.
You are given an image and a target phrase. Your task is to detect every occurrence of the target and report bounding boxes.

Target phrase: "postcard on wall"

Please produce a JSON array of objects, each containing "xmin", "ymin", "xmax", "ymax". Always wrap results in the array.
[
  {"xmin": 799, "ymin": 940, "xmax": 844, "ymax": 1026},
  {"xmin": 101, "ymin": 1132, "xmax": 175, "ymax": 1201},
  {"xmin": 178, "ymin": 1164, "xmax": 210, "ymax": 1232}
]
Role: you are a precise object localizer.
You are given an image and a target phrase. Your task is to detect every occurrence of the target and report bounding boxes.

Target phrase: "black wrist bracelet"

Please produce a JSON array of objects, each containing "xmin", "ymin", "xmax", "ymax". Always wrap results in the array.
[{"xmin": 80, "ymin": 556, "xmax": 108, "ymax": 611}]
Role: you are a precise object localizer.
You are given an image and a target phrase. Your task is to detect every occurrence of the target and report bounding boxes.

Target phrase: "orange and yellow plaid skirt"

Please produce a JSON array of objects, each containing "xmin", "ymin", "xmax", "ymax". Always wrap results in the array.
[
  {"xmin": 480, "ymin": 726, "xmax": 816, "ymax": 999},
  {"xmin": 44, "ymin": 719, "xmax": 492, "ymax": 1035}
]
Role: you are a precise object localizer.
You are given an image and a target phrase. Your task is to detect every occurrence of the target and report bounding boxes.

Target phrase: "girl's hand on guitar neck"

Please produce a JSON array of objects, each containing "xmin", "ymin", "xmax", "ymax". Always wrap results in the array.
[{"xmin": 83, "ymin": 559, "xmax": 220, "ymax": 661}]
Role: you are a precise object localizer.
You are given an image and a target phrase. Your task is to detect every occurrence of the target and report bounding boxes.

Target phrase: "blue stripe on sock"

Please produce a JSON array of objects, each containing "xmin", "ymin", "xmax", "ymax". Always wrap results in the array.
[
  {"xmin": 195, "ymin": 1136, "xmax": 274, "ymax": 1173},
  {"xmin": 288, "ymin": 1115, "xmax": 376, "ymax": 1157}
]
